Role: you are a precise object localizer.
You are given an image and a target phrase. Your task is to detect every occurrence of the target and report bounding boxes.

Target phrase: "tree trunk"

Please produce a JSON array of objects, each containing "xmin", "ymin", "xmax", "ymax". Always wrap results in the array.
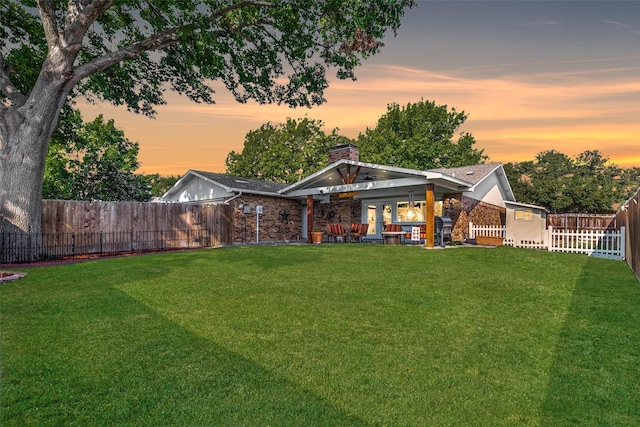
[{"xmin": 0, "ymin": 75, "xmax": 71, "ymax": 239}]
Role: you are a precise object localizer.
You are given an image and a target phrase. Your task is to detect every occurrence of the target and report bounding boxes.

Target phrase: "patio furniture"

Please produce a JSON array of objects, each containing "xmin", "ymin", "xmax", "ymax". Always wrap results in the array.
[
  {"xmin": 404, "ymin": 224, "xmax": 426, "ymax": 244},
  {"xmin": 350, "ymin": 223, "xmax": 369, "ymax": 242},
  {"xmin": 382, "ymin": 224, "xmax": 404, "ymax": 244},
  {"xmin": 326, "ymin": 223, "xmax": 348, "ymax": 243}
]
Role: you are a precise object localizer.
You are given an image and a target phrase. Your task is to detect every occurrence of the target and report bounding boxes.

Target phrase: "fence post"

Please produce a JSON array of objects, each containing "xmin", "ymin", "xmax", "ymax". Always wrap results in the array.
[
  {"xmin": 99, "ymin": 231, "xmax": 103, "ymax": 255},
  {"xmin": 27, "ymin": 225, "xmax": 32, "ymax": 262},
  {"xmin": 547, "ymin": 226, "xmax": 553, "ymax": 251},
  {"xmin": 620, "ymin": 226, "xmax": 626, "ymax": 260},
  {"xmin": 469, "ymin": 222, "xmax": 474, "ymax": 239}
]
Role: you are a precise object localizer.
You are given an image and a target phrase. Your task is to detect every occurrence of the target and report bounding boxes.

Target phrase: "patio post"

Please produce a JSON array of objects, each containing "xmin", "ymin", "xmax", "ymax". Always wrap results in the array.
[
  {"xmin": 425, "ymin": 183, "xmax": 435, "ymax": 248},
  {"xmin": 307, "ymin": 195, "xmax": 314, "ymax": 243}
]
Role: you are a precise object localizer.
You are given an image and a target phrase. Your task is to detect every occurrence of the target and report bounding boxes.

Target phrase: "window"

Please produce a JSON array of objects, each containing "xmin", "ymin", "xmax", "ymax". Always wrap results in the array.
[
  {"xmin": 396, "ymin": 201, "xmax": 426, "ymax": 222},
  {"xmin": 514, "ymin": 209, "xmax": 532, "ymax": 220}
]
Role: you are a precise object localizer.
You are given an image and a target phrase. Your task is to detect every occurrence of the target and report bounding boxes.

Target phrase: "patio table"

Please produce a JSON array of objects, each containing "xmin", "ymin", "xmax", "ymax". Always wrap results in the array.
[{"xmin": 381, "ymin": 231, "xmax": 404, "ymax": 244}]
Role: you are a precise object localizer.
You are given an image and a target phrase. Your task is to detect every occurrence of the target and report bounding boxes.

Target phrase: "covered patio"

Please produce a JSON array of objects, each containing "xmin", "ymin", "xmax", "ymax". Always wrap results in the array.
[{"xmin": 279, "ymin": 158, "xmax": 474, "ymax": 248}]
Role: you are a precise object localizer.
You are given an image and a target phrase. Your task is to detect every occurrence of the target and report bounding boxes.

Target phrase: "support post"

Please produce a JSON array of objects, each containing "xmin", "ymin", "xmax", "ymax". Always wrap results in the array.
[
  {"xmin": 425, "ymin": 183, "xmax": 435, "ymax": 248},
  {"xmin": 306, "ymin": 195, "xmax": 314, "ymax": 243}
]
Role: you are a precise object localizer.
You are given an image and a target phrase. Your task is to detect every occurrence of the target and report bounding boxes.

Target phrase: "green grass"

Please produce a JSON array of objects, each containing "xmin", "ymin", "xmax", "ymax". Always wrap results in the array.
[{"xmin": 1, "ymin": 245, "xmax": 639, "ymax": 426}]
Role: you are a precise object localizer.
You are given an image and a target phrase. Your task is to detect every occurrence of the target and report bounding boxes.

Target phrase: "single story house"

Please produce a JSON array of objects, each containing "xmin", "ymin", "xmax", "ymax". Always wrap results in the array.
[{"xmin": 158, "ymin": 144, "xmax": 516, "ymax": 246}]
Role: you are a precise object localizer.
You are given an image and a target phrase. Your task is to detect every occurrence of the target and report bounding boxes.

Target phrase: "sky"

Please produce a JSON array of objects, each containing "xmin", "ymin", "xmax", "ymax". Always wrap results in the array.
[{"xmin": 78, "ymin": 0, "xmax": 640, "ymax": 176}]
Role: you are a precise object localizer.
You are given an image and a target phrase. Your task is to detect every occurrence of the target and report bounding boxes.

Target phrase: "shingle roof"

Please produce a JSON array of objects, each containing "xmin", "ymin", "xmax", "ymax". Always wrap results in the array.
[
  {"xmin": 191, "ymin": 170, "xmax": 288, "ymax": 194},
  {"xmin": 427, "ymin": 163, "xmax": 502, "ymax": 186}
]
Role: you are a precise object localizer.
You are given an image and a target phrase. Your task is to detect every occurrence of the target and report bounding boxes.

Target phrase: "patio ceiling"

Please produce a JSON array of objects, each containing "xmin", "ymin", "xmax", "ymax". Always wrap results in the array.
[{"xmin": 279, "ymin": 160, "xmax": 473, "ymax": 198}]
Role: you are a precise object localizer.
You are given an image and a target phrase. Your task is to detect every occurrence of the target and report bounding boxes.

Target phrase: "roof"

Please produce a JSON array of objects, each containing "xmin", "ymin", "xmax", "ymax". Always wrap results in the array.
[
  {"xmin": 428, "ymin": 163, "xmax": 503, "ymax": 186},
  {"xmin": 278, "ymin": 159, "xmax": 475, "ymax": 197},
  {"xmin": 161, "ymin": 161, "xmax": 515, "ymax": 202},
  {"xmin": 190, "ymin": 170, "xmax": 288, "ymax": 194},
  {"xmin": 504, "ymin": 200, "xmax": 549, "ymax": 212},
  {"xmin": 430, "ymin": 163, "xmax": 515, "ymax": 202}
]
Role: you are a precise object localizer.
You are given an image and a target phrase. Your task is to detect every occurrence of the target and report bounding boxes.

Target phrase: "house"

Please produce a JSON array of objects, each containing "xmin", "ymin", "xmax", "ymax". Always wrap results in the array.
[
  {"xmin": 158, "ymin": 171, "xmax": 302, "ymax": 243},
  {"xmin": 158, "ymin": 144, "xmax": 516, "ymax": 246}
]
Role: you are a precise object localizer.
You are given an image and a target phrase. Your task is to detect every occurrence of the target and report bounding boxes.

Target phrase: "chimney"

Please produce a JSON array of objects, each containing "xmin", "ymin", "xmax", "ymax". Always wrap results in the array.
[{"xmin": 329, "ymin": 143, "xmax": 359, "ymax": 163}]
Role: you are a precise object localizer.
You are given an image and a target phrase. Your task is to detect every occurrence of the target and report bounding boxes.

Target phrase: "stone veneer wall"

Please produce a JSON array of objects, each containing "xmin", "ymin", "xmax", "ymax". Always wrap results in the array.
[
  {"xmin": 227, "ymin": 194, "xmax": 302, "ymax": 244},
  {"xmin": 443, "ymin": 193, "xmax": 506, "ymax": 241}
]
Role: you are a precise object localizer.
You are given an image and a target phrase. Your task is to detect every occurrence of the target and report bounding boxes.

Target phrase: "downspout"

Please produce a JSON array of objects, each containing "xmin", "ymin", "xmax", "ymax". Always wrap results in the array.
[{"xmin": 224, "ymin": 192, "xmax": 243, "ymax": 205}]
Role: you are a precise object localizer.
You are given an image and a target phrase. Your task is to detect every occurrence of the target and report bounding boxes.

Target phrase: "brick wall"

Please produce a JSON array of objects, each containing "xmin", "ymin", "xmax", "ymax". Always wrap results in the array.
[
  {"xmin": 313, "ymin": 195, "xmax": 362, "ymax": 232},
  {"xmin": 226, "ymin": 192, "xmax": 503, "ymax": 244},
  {"xmin": 328, "ymin": 143, "xmax": 359, "ymax": 163},
  {"xmin": 227, "ymin": 195, "xmax": 302, "ymax": 244}
]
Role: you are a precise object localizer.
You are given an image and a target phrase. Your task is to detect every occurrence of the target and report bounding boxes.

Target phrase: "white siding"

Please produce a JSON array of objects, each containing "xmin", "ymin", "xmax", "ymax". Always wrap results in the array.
[
  {"xmin": 464, "ymin": 173, "xmax": 507, "ymax": 207},
  {"xmin": 164, "ymin": 176, "xmax": 229, "ymax": 202}
]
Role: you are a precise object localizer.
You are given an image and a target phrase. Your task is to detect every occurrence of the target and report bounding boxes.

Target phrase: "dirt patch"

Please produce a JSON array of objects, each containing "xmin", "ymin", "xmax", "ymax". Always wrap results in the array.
[{"xmin": 0, "ymin": 271, "xmax": 27, "ymax": 283}]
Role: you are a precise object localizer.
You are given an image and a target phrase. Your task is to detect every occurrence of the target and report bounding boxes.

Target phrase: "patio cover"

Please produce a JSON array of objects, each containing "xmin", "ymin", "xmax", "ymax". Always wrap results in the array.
[
  {"xmin": 278, "ymin": 159, "xmax": 473, "ymax": 199},
  {"xmin": 279, "ymin": 160, "xmax": 475, "ymax": 248}
]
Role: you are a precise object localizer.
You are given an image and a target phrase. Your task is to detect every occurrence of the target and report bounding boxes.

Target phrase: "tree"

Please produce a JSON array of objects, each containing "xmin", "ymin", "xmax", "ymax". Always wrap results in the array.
[
  {"xmin": 0, "ymin": 0, "xmax": 415, "ymax": 236},
  {"xmin": 44, "ymin": 113, "xmax": 151, "ymax": 201},
  {"xmin": 504, "ymin": 150, "xmax": 638, "ymax": 213},
  {"xmin": 226, "ymin": 117, "xmax": 352, "ymax": 183},
  {"xmin": 356, "ymin": 99, "xmax": 487, "ymax": 169},
  {"xmin": 145, "ymin": 174, "xmax": 181, "ymax": 198}
]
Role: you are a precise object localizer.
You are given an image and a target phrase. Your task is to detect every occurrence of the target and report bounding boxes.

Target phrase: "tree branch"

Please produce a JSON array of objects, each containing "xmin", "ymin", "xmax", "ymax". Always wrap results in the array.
[
  {"xmin": 0, "ymin": 54, "xmax": 27, "ymax": 107},
  {"xmin": 65, "ymin": 0, "xmax": 116, "ymax": 45},
  {"xmin": 36, "ymin": 0, "xmax": 59, "ymax": 49},
  {"xmin": 72, "ymin": 0, "xmax": 276, "ymax": 82}
]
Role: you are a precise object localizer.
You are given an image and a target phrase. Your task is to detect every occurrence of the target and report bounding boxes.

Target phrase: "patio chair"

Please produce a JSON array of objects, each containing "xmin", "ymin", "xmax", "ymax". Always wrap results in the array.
[
  {"xmin": 326, "ymin": 223, "xmax": 348, "ymax": 243},
  {"xmin": 350, "ymin": 223, "xmax": 369, "ymax": 242}
]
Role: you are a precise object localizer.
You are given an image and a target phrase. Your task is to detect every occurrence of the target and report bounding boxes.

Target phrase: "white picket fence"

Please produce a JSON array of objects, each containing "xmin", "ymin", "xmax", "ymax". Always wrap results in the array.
[
  {"xmin": 547, "ymin": 226, "xmax": 625, "ymax": 260},
  {"xmin": 467, "ymin": 223, "xmax": 506, "ymax": 238},
  {"xmin": 469, "ymin": 222, "xmax": 626, "ymax": 261}
]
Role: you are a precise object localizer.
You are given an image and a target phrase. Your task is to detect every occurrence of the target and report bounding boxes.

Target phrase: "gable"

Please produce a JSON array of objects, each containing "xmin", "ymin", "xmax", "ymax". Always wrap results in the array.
[{"xmin": 160, "ymin": 173, "xmax": 230, "ymax": 203}]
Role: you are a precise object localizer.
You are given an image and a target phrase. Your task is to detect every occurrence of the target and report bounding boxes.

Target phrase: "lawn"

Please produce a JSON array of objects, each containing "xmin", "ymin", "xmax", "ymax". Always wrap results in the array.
[{"xmin": 1, "ymin": 245, "xmax": 639, "ymax": 426}]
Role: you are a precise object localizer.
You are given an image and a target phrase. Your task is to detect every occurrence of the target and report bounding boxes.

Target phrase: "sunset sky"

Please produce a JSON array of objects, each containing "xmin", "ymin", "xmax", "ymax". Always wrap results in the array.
[{"xmin": 78, "ymin": 0, "xmax": 640, "ymax": 176}]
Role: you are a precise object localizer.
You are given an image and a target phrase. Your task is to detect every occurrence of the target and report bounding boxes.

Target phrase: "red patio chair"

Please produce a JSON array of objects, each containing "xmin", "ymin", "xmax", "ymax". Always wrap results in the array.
[
  {"xmin": 350, "ymin": 223, "xmax": 369, "ymax": 242},
  {"xmin": 327, "ymin": 223, "xmax": 348, "ymax": 243}
]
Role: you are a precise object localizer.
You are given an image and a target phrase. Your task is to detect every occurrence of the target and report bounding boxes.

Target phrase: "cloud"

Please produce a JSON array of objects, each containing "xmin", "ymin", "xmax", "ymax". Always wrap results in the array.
[
  {"xmin": 602, "ymin": 19, "xmax": 631, "ymax": 28},
  {"xmin": 78, "ymin": 58, "xmax": 639, "ymax": 174},
  {"xmin": 517, "ymin": 19, "xmax": 563, "ymax": 27}
]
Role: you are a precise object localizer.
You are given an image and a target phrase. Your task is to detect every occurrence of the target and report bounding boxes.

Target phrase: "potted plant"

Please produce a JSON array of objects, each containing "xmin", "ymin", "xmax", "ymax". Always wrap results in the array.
[{"xmin": 310, "ymin": 230, "xmax": 324, "ymax": 244}]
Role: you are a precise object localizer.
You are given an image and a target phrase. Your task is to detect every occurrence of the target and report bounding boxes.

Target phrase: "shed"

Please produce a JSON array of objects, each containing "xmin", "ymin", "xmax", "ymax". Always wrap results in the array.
[{"xmin": 505, "ymin": 201, "xmax": 548, "ymax": 246}]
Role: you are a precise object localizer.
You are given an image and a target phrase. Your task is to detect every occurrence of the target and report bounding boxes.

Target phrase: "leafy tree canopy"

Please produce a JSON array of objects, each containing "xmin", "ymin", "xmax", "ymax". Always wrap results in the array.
[
  {"xmin": 44, "ymin": 111, "xmax": 151, "ymax": 202},
  {"xmin": 504, "ymin": 150, "xmax": 640, "ymax": 213},
  {"xmin": 226, "ymin": 117, "xmax": 351, "ymax": 184},
  {"xmin": 0, "ymin": 0, "xmax": 415, "ymax": 235},
  {"xmin": 146, "ymin": 174, "xmax": 181, "ymax": 198},
  {"xmin": 2, "ymin": 0, "xmax": 415, "ymax": 113},
  {"xmin": 356, "ymin": 99, "xmax": 487, "ymax": 169}
]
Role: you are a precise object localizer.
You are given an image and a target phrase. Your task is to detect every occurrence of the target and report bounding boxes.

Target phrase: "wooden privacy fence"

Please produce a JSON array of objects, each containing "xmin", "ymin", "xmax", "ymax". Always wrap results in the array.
[
  {"xmin": 547, "ymin": 213, "xmax": 616, "ymax": 230},
  {"xmin": 1, "ymin": 200, "xmax": 233, "ymax": 264},
  {"xmin": 470, "ymin": 222, "xmax": 626, "ymax": 261},
  {"xmin": 615, "ymin": 188, "xmax": 640, "ymax": 280}
]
